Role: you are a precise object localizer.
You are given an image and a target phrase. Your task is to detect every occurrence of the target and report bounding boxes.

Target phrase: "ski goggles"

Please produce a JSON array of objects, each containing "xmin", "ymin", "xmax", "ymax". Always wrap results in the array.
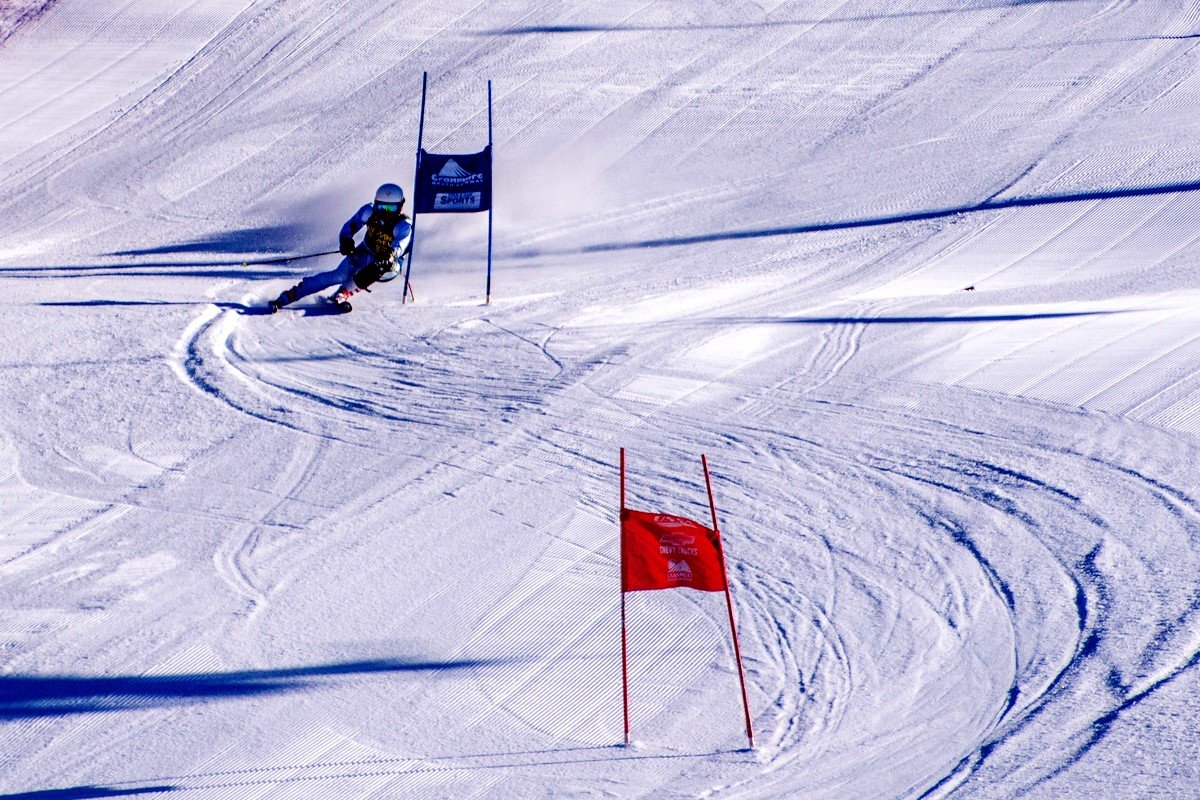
[{"xmin": 375, "ymin": 201, "xmax": 401, "ymax": 213}]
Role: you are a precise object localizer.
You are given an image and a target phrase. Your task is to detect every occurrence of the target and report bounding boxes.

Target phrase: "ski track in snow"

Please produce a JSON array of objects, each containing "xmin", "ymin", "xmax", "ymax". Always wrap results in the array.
[{"xmin": 2, "ymin": 0, "xmax": 1200, "ymax": 797}]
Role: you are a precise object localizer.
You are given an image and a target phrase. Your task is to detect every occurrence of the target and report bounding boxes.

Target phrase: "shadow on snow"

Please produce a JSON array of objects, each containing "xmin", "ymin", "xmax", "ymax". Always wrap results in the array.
[
  {"xmin": 0, "ymin": 658, "xmax": 497, "ymax": 720},
  {"xmin": 106, "ymin": 224, "xmax": 307, "ymax": 258},
  {"xmin": 0, "ymin": 788, "xmax": 175, "ymax": 799},
  {"xmin": 0, "ymin": 265, "xmax": 306, "ymax": 281},
  {"xmin": 37, "ymin": 300, "xmax": 276, "ymax": 316},
  {"xmin": 559, "ymin": 178, "xmax": 1200, "ymax": 256},
  {"xmin": 718, "ymin": 310, "xmax": 1124, "ymax": 325},
  {"xmin": 480, "ymin": 0, "xmax": 1086, "ymax": 35},
  {"xmin": 501, "ymin": 178, "xmax": 1200, "ymax": 260}
]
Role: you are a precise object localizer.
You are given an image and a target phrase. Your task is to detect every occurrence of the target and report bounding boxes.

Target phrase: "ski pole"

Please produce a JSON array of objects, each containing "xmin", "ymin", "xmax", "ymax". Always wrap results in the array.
[{"xmin": 246, "ymin": 249, "xmax": 339, "ymax": 266}]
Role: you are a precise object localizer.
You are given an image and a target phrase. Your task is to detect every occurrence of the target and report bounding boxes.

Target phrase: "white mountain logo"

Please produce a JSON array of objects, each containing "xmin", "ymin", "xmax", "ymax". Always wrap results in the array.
[
  {"xmin": 431, "ymin": 159, "xmax": 484, "ymax": 187},
  {"xmin": 438, "ymin": 160, "xmax": 472, "ymax": 178},
  {"xmin": 667, "ymin": 560, "xmax": 693, "ymax": 583}
]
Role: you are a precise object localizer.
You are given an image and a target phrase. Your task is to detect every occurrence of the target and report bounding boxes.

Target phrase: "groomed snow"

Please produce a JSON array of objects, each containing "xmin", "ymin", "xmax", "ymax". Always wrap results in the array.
[{"xmin": 2, "ymin": 1, "xmax": 1199, "ymax": 797}]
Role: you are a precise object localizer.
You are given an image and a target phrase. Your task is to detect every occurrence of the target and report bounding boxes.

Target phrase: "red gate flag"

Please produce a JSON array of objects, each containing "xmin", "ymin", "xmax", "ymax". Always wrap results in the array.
[
  {"xmin": 621, "ymin": 510, "xmax": 726, "ymax": 592},
  {"xmin": 618, "ymin": 449, "xmax": 754, "ymax": 749}
]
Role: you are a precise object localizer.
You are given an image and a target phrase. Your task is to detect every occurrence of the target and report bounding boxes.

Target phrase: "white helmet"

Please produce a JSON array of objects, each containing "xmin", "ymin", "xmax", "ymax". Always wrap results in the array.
[{"xmin": 374, "ymin": 183, "xmax": 405, "ymax": 210}]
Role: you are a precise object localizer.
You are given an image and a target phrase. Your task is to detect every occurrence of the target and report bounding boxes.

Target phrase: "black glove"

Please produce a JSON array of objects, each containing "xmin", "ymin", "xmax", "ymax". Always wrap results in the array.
[{"xmin": 339, "ymin": 238, "xmax": 355, "ymax": 256}]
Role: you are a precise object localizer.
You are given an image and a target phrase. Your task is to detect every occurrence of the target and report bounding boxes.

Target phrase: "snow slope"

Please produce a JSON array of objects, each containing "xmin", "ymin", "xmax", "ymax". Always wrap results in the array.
[{"xmin": 2, "ymin": 0, "xmax": 1199, "ymax": 797}]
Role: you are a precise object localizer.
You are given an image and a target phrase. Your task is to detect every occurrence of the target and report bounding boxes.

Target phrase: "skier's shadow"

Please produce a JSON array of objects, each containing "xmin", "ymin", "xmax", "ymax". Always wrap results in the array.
[
  {"xmin": 298, "ymin": 303, "xmax": 349, "ymax": 317},
  {"xmin": 36, "ymin": 300, "xmax": 344, "ymax": 317},
  {"xmin": 225, "ymin": 302, "xmax": 274, "ymax": 316},
  {"xmin": 39, "ymin": 300, "xmax": 274, "ymax": 315}
]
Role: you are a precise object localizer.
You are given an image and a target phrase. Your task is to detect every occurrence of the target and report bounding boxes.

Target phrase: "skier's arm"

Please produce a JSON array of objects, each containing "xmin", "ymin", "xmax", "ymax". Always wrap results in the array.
[
  {"xmin": 339, "ymin": 204, "xmax": 374, "ymax": 253},
  {"xmin": 391, "ymin": 218, "xmax": 413, "ymax": 260}
]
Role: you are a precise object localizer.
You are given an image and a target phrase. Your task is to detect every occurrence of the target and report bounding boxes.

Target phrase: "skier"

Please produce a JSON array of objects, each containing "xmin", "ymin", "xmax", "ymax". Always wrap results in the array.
[{"xmin": 269, "ymin": 183, "xmax": 413, "ymax": 313}]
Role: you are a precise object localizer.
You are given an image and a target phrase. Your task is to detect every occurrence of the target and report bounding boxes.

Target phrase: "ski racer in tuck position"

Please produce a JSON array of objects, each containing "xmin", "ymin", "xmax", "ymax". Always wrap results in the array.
[{"xmin": 269, "ymin": 183, "xmax": 413, "ymax": 313}]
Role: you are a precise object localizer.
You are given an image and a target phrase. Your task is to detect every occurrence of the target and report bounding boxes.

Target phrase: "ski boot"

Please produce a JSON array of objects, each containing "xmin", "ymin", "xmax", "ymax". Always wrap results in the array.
[
  {"xmin": 268, "ymin": 288, "xmax": 298, "ymax": 313},
  {"xmin": 330, "ymin": 287, "xmax": 359, "ymax": 314}
]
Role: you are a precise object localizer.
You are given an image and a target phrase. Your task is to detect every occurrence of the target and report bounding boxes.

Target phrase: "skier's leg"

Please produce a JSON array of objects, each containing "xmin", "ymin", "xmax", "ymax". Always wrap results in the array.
[
  {"xmin": 273, "ymin": 259, "xmax": 351, "ymax": 307},
  {"xmin": 331, "ymin": 274, "xmax": 362, "ymax": 306},
  {"xmin": 330, "ymin": 253, "xmax": 377, "ymax": 304}
]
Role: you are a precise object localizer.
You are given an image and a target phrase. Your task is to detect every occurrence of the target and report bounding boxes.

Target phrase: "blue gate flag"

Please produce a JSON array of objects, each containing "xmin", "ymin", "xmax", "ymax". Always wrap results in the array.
[{"xmin": 414, "ymin": 147, "xmax": 492, "ymax": 213}]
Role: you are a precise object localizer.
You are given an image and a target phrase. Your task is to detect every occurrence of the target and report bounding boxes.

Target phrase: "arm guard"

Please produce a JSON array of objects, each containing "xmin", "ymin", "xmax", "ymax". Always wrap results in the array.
[
  {"xmin": 391, "ymin": 218, "xmax": 413, "ymax": 259},
  {"xmin": 338, "ymin": 204, "xmax": 374, "ymax": 249}
]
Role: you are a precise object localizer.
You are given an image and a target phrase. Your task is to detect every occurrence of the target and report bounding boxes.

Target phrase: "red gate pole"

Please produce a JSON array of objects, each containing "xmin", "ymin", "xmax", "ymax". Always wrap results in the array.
[
  {"xmin": 619, "ymin": 448, "xmax": 631, "ymax": 746},
  {"xmin": 702, "ymin": 454, "xmax": 754, "ymax": 750}
]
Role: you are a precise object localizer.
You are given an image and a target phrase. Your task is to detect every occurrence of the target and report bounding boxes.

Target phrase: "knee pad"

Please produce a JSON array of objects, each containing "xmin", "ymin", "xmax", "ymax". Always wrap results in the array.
[{"xmin": 352, "ymin": 263, "xmax": 386, "ymax": 290}]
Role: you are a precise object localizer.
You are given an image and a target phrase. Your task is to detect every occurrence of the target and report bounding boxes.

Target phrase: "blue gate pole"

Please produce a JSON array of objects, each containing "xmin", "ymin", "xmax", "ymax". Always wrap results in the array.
[
  {"xmin": 403, "ymin": 71, "xmax": 428, "ymax": 305},
  {"xmin": 485, "ymin": 79, "xmax": 494, "ymax": 306}
]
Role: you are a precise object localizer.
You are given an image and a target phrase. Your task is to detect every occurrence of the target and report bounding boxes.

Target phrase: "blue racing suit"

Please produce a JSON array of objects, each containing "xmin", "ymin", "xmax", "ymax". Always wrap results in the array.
[{"xmin": 276, "ymin": 203, "xmax": 413, "ymax": 306}]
